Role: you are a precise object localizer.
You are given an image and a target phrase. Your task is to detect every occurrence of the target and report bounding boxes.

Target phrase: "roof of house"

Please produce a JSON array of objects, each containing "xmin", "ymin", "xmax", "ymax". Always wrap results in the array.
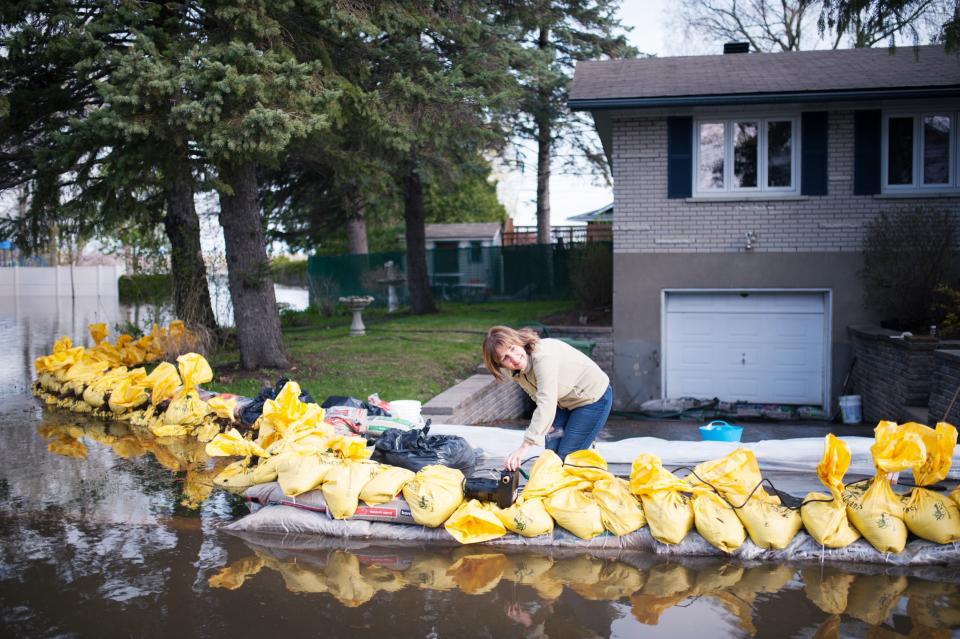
[
  {"xmin": 569, "ymin": 45, "xmax": 960, "ymax": 109},
  {"xmin": 568, "ymin": 203, "xmax": 613, "ymax": 223},
  {"xmin": 424, "ymin": 222, "xmax": 501, "ymax": 240}
]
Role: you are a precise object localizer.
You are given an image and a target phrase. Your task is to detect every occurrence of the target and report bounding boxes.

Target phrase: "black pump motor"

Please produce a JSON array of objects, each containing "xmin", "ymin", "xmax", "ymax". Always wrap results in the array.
[{"xmin": 463, "ymin": 469, "xmax": 519, "ymax": 509}]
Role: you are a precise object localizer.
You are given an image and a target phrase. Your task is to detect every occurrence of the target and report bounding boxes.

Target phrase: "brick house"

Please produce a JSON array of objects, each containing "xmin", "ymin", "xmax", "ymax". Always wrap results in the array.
[{"xmin": 569, "ymin": 45, "xmax": 960, "ymax": 413}]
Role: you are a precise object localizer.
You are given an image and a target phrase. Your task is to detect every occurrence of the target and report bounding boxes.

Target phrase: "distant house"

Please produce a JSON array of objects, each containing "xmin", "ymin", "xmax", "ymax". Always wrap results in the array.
[
  {"xmin": 567, "ymin": 203, "xmax": 613, "ymax": 242},
  {"xmin": 569, "ymin": 44, "xmax": 960, "ymax": 412},
  {"xmin": 423, "ymin": 222, "xmax": 502, "ymax": 290}
]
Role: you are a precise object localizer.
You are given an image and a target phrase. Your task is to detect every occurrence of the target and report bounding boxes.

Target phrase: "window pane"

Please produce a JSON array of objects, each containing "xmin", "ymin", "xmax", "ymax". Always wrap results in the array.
[
  {"xmin": 767, "ymin": 121, "xmax": 793, "ymax": 187},
  {"xmin": 923, "ymin": 115, "xmax": 951, "ymax": 185},
  {"xmin": 887, "ymin": 117, "xmax": 914, "ymax": 185},
  {"xmin": 733, "ymin": 122, "xmax": 758, "ymax": 188},
  {"xmin": 698, "ymin": 122, "xmax": 725, "ymax": 190}
]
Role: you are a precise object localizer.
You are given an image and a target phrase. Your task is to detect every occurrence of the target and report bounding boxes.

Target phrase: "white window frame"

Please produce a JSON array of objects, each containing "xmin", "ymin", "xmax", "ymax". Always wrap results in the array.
[
  {"xmin": 693, "ymin": 116, "xmax": 801, "ymax": 197},
  {"xmin": 882, "ymin": 111, "xmax": 960, "ymax": 193}
]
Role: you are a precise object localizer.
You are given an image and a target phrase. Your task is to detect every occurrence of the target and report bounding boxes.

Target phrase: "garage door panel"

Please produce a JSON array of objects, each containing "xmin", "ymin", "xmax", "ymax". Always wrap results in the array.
[{"xmin": 664, "ymin": 292, "xmax": 827, "ymax": 405}]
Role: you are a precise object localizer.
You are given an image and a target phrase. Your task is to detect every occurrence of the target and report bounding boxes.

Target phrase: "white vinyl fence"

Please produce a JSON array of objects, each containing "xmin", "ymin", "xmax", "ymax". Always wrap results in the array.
[{"xmin": 0, "ymin": 265, "xmax": 120, "ymax": 297}]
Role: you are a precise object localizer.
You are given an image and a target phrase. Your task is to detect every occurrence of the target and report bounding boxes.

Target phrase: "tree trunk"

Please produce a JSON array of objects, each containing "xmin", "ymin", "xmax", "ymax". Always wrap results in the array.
[
  {"xmin": 345, "ymin": 191, "xmax": 369, "ymax": 255},
  {"xmin": 535, "ymin": 25, "xmax": 552, "ymax": 246},
  {"xmin": 163, "ymin": 155, "xmax": 218, "ymax": 334},
  {"xmin": 217, "ymin": 160, "xmax": 290, "ymax": 370},
  {"xmin": 402, "ymin": 164, "xmax": 436, "ymax": 315}
]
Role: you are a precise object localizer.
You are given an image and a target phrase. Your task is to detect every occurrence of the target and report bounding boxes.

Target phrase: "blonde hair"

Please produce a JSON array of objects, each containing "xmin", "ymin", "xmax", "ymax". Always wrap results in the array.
[{"xmin": 482, "ymin": 325, "xmax": 540, "ymax": 381}]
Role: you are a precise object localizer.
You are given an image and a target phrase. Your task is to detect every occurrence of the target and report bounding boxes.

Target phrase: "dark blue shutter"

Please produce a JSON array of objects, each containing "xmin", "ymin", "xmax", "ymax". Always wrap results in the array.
[
  {"xmin": 801, "ymin": 112, "xmax": 828, "ymax": 195},
  {"xmin": 667, "ymin": 116, "xmax": 693, "ymax": 198},
  {"xmin": 854, "ymin": 110, "xmax": 882, "ymax": 195}
]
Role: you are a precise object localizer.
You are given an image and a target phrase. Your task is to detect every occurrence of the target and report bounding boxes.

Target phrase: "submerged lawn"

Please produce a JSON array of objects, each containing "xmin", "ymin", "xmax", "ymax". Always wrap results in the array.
[{"xmin": 206, "ymin": 299, "xmax": 574, "ymax": 403}]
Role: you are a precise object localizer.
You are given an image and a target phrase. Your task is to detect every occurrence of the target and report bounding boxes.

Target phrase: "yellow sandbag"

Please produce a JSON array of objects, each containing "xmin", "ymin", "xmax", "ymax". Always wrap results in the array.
[
  {"xmin": 213, "ymin": 459, "xmax": 259, "ymax": 493},
  {"xmin": 844, "ymin": 420, "xmax": 926, "ymax": 553},
  {"xmin": 206, "ymin": 396, "xmax": 238, "ymax": 422},
  {"xmin": 444, "ymin": 499, "xmax": 508, "ymax": 544},
  {"xmin": 162, "ymin": 391, "xmax": 210, "ymax": 427},
  {"xmin": 736, "ymin": 497, "xmax": 803, "ymax": 550},
  {"xmin": 900, "ymin": 422, "xmax": 960, "ymax": 543},
  {"xmin": 274, "ymin": 451, "xmax": 340, "ymax": 498},
  {"xmin": 261, "ymin": 380, "xmax": 325, "ymax": 437},
  {"xmin": 108, "ymin": 372, "xmax": 150, "ymax": 414},
  {"xmin": 82, "ymin": 366, "xmax": 128, "ymax": 408},
  {"xmin": 593, "ymin": 477, "xmax": 646, "ymax": 536},
  {"xmin": 251, "ymin": 454, "xmax": 281, "ymax": 485},
  {"xmin": 327, "ymin": 433, "xmax": 372, "ymax": 460},
  {"xmin": 544, "ymin": 487, "xmax": 605, "ymax": 539},
  {"xmin": 205, "ymin": 428, "xmax": 267, "ymax": 458},
  {"xmin": 691, "ymin": 486, "xmax": 746, "ymax": 553},
  {"xmin": 358, "ymin": 465, "xmax": 415, "ymax": 505},
  {"xmin": 60, "ymin": 359, "xmax": 110, "ymax": 395},
  {"xmin": 563, "ymin": 449, "xmax": 613, "ymax": 483},
  {"xmin": 402, "ymin": 465, "xmax": 465, "ymax": 527},
  {"xmin": 144, "ymin": 362, "xmax": 180, "ymax": 406},
  {"xmin": 521, "ymin": 450, "xmax": 581, "ymax": 499},
  {"xmin": 322, "ymin": 461, "xmax": 380, "ymax": 517},
  {"xmin": 494, "ymin": 495, "xmax": 554, "ymax": 537},
  {"xmin": 688, "ymin": 448, "xmax": 763, "ymax": 501},
  {"xmin": 88, "ymin": 322, "xmax": 108, "ymax": 345},
  {"xmin": 629, "ymin": 453, "xmax": 694, "ymax": 544},
  {"xmin": 801, "ymin": 434, "xmax": 860, "ymax": 548}
]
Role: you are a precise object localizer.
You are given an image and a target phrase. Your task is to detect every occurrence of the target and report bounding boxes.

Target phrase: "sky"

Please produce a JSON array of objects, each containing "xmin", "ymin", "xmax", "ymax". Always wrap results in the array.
[{"xmin": 498, "ymin": 0, "xmax": 671, "ymax": 227}]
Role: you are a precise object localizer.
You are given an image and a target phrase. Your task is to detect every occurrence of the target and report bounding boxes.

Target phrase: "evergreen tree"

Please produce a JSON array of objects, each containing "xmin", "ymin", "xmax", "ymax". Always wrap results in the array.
[{"xmin": 499, "ymin": 1, "xmax": 635, "ymax": 244}]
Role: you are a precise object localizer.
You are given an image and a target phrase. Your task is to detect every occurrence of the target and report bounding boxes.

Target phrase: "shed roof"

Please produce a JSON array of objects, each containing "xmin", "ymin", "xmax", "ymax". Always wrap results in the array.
[{"xmin": 424, "ymin": 223, "xmax": 501, "ymax": 240}]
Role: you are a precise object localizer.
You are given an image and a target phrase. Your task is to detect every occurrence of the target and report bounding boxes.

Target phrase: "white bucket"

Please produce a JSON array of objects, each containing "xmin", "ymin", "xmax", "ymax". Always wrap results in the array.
[
  {"xmin": 839, "ymin": 395, "xmax": 862, "ymax": 425},
  {"xmin": 389, "ymin": 400, "xmax": 422, "ymax": 424}
]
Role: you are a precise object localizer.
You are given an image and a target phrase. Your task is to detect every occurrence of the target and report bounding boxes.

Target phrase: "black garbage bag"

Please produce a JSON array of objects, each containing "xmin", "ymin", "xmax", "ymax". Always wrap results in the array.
[
  {"xmin": 321, "ymin": 395, "xmax": 390, "ymax": 417},
  {"xmin": 240, "ymin": 377, "xmax": 315, "ymax": 425},
  {"xmin": 372, "ymin": 423, "xmax": 477, "ymax": 476}
]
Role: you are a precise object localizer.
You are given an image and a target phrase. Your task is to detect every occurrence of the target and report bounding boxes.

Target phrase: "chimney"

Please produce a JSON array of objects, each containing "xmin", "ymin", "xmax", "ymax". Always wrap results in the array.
[{"xmin": 723, "ymin": 42, "xmax": 750, "ymax": 54}]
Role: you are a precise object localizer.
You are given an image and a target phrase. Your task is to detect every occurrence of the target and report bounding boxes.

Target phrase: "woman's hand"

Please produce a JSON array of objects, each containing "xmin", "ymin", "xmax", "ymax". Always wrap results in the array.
[{"xmin": 504, "ymin": 440, "xmax": 534, "ymax": 471}]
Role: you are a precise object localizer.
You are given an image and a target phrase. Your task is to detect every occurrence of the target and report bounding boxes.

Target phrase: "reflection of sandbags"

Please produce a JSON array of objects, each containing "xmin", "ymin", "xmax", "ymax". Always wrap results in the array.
[
  {"xmin": 594, "ymin": 477, "xmax": 646, "ymax": 536},
  {"xmin": 521, "ymin": 450, "xmax": 580, "ymax": 499},
  {"xmin": 444, "ymin": 500, "xmax": 507, "ymax": 544},
  {"xmin": 568, "ymin": 562, "xmax": 645, "ymax": 601},
  {"xmin": 445, "ymin": 552, "xmax": 508, "ymax": 595},
  {"xmin": 907, "ymin": 591, "xmax": 960, "ymax": 628},
  {"xmin": 629, "ymin": 453, "xmax": 693, "ymax": 545},
  {"xmin": 844, "ymin": 573, "xmax": 907, "ymax": 625},
  {"xmin": 801, "ymin": 434, "xmax": 860, "ymax": 548},
  {"xmin": 406, "ymin": 556, "xmax": 459, "ymax": 591},
  {"xmin": 547, "ymin": 555, "xmax": 604, "ymax": 587},
  {"xmin": 208, "ymin": 556, "xmax": 265, "ymax": 590},
  {"xmin": 402, "ymin": 465, "xmax": 465, "ymax": 527},
  {"xmin": 322, "ymin": 461, "xmax": 380, "ymax": 519},
  {"xmin": 692, "ymin": 563, "xmax": 744, "ymax": 593},
  {"xmin": 322, "ymin": 550, "xmax": 376, "ymax": 607},
  {"xmin": 494, "ymin": 496, "xmax": 554, "ymax": 538},
  {"xmin": 691, "ymin": 487, "xmax": 745, "ymax": 553},
  {"xmin": 545, "ymin": 487, "xmax": 605, "ymax": 540},
  {"xmin": 630, "ymin": 591, "xmax": 689, "ymax": 626},
  {"xmin": 629, "ymin": 563, "xmax": 695, "ymax": 625},
  {"xmin": 501, "ymin": 554, "xmax": 556, "ymax": 595},
  {"xmin": 801, "ymin": 567, "xmax": 855, "ymax": 615},
  {"xmin": 845, "ymin": 420, "xmax": 925, "ymax": 553},
  {"xmin": 731, "ymin": 564, "xmax": 795, "ymax": 598},
  {"xmin": 359, "ymin": 465, "xmax": 415, "ymax": 505}
]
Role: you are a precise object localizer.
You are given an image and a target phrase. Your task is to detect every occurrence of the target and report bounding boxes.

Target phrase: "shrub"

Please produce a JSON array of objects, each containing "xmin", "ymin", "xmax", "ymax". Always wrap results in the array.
[
  {"xmin": 569, "ymin": 242, "xmax": 612, "ymax": 312},
  {"xmin": 118, "ymin": 273, "xmax": 172, "ymax": 304},
  {"xmin": 269, "ymin": 256, "xmax": 309, "ymax": 286},
  {"xmin": 862, "ymin": 208, "xmax": 957, "ymax": 331}
]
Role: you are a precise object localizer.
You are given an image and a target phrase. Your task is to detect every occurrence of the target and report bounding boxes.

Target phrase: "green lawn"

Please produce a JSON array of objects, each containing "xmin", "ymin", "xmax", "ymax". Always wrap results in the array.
[{"xmin": 205, "ymin": 299, "xmax": 574, "ymax": 404}]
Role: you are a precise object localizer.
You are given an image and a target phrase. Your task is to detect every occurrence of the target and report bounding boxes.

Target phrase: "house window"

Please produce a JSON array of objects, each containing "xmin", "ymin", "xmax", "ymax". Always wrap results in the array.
[
  {"xmin": 883, "ymin": 112, "xmax": 959, "ymax": 191},
  {"xmin": 695, "ymin": 117, "xmax": 799, "ymax": 195}
]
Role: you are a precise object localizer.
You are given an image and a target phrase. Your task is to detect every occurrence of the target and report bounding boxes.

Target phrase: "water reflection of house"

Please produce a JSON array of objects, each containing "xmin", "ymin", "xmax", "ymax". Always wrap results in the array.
[{"xmin": 424, "ymin": 222, "xmax": 502, "ymax": 291}]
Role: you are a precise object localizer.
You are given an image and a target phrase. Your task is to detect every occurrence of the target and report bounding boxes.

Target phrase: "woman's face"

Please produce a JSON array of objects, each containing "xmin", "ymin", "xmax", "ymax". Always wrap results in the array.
[{"xmin": 496, "ymin": 343, "xmax": 528, "ymax": 372}]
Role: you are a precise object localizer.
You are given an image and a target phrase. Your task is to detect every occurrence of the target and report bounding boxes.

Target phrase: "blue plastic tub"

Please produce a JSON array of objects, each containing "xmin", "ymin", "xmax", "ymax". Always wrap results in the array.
[{"xmin": 699, "ymin": 420, "xmax": 744, "ymax": 442}]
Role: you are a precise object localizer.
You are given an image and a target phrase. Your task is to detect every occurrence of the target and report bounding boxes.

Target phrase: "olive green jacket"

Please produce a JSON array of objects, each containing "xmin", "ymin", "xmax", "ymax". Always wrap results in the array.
[{"xmin": 505, "ymin": 338, "xmax": 609, "ymax": 447}]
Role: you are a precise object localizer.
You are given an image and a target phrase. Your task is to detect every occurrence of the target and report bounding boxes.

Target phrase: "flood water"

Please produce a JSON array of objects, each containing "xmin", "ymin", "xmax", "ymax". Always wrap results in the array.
[{"xmin": 1, "ymin": 295, "xmax": 959, "ymax": 638}]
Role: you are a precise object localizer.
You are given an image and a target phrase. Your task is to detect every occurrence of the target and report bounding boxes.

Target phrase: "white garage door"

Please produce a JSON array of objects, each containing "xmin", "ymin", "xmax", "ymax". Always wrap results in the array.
[{"xmin": 664, "ymin": 291, "xmax": 828, "ymax": 405}]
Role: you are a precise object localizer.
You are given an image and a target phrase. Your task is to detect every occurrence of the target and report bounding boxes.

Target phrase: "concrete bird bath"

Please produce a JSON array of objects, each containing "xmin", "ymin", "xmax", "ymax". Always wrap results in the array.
[{"xmin": 339, "ymin": 295, "xmax": 374, "ymax": 336}]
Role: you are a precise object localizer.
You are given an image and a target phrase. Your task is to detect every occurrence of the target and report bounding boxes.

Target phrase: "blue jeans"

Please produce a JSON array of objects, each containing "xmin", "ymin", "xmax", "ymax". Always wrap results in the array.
[{"xmin": 545, "ymin": 385, "xmax": 613, "ymax": 460}]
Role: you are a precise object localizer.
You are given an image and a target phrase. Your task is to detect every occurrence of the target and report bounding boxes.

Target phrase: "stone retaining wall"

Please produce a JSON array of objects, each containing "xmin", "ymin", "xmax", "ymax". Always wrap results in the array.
[
  {"xmin": 848, "ymin": 325, "xmax": 960, "ymax": 424},
  {"xmin": 928, "ymin": 350, "xmax": 960, "ymax": 425}
]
